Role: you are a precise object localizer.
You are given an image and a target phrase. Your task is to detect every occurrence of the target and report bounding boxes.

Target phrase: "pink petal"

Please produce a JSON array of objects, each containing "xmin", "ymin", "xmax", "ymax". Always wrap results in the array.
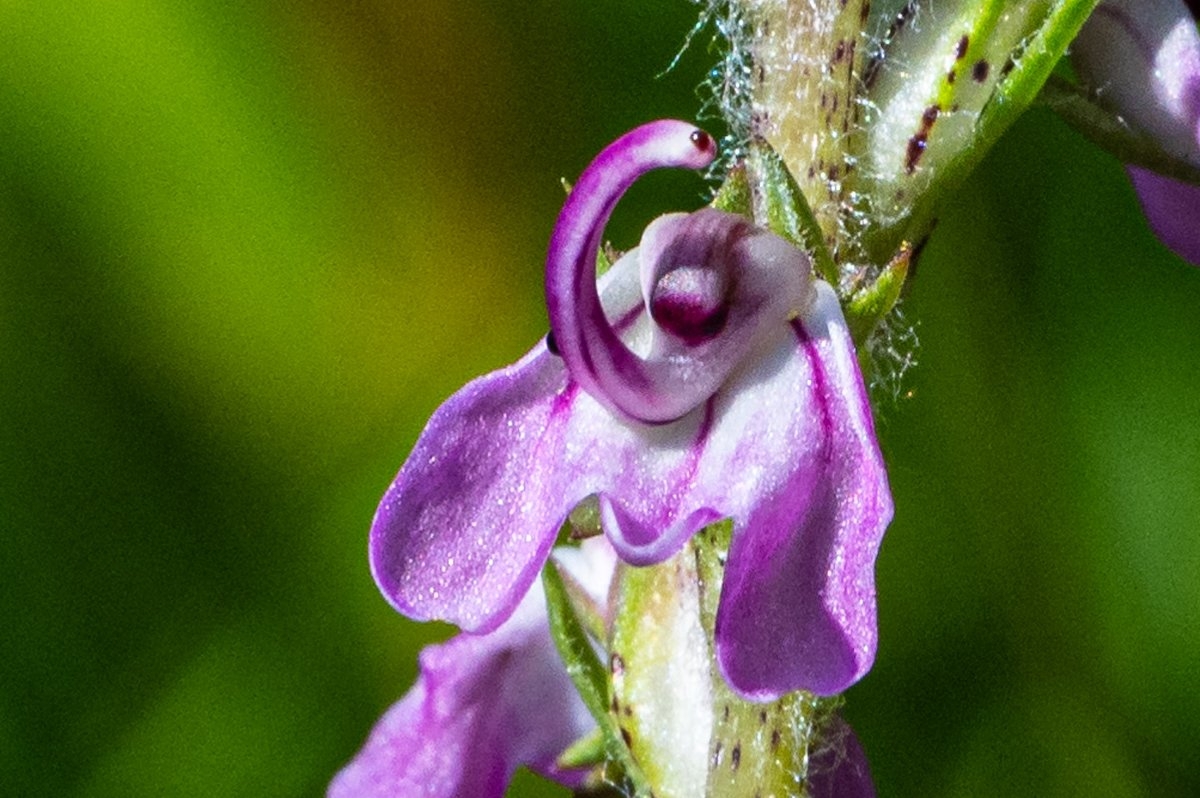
[
  {"xmin": 329, "ymin": 568, "xmax": 597, "ymax": 798},
  {"xmin": 713, "ymin": 283, "xmax": 893, "ymax": 699}
]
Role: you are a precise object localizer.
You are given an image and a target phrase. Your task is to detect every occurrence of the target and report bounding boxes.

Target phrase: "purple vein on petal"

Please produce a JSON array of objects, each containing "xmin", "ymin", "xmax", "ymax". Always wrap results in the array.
[{"xmin": 713, "ymin": 284, "xmax": 890, "ymax": 699}]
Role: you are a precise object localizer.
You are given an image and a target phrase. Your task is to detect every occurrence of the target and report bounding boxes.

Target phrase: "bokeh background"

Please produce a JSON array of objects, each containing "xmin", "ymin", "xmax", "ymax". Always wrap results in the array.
[{"xmin": 2, "ymin": 2, "xmax": 1198, "ymax": 796}]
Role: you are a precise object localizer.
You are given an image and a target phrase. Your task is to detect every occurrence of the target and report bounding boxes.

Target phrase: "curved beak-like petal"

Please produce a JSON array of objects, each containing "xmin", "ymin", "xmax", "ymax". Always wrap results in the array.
[
  {"xmin": 713, "ymin": 282, "xmax": 892, "ymax": 699},
  {"xmin": 330, "ymin": 544, "xmax": 610, "ymax": 798}
]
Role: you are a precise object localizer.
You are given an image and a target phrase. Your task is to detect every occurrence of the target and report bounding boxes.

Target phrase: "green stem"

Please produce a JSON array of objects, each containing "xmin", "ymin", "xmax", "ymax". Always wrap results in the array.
[
  {"xmin": 893, "ymin": 0, "xmax": 1101, "ymax": 251},
  {"xmin": 543, "ymin": 561, "xmax": 652, "ymax": 795}
]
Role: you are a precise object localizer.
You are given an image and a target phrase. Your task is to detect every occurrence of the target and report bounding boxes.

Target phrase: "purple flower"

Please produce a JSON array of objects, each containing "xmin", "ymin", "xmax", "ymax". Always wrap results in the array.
[
  {"xmin": 369, "ymin": 120, "xmax": 892, "ymax": 700},
  {"xmin": 1072, "ymin": 0, "xmax": 1200, "ymax": 264},
  {"xmin": 329, "ymin": 540, "xmax": 615, "ymax": 798}
]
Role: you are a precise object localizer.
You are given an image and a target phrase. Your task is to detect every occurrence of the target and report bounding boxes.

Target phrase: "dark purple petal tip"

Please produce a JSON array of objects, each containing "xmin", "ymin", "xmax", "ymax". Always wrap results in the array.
[
  {"xmin": 809, "ymin": 716, "xmax": 877, "ymax": 798},
  {"xmin": 1074, "ymin": 1, "xmax": 1200, "ymax": 265},
  {"xmin": 1128, "ymin": 166, "xmax": 1200, "ymax": 266}
]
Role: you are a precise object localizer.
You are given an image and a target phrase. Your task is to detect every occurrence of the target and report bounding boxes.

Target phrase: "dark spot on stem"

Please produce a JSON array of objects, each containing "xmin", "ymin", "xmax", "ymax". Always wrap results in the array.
[
  {"xmin": 620, "ymin": 726, "xmax": 633, "ymax": 748},
  {"xmin": 972, "ymin": 59, "xmax": 990, "ymax": 82},
  {"xmin": 731, "ymin": 743, "xmax": 741, "ymax": 770},
  {"xmin": 905, "ymin": 104, "xmax": 940, "ymax": 174},
  {"xmin": 904, "ymin": 144, "xmax": 927, "ymax": 177},
  {"xmin": 759, "ymin": 710, "xmax": 768, "ymax": 725},
  {"xmin": 712, "ymin": 741, "xmax": 724, "ymax": 769},
  {"xmin": 955, "ymin": 34, "xmax": 969, "ymax": 60},
  {"xmin": 946, "ymin": 69, "xmax": 956, "ymax": 85},
  {"xmin": 771, "ymin": 729, "xmax": 781, "ymax": 750}
]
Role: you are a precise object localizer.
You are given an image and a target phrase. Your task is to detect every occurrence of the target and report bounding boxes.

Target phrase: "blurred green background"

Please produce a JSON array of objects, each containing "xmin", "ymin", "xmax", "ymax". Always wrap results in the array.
[{"xmin": 1, "ymin": 2, "xmax": 1197, "ymax": 796}]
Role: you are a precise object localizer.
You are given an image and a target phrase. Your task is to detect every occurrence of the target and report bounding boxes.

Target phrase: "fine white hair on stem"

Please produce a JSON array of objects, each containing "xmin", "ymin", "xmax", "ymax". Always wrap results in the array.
[{"xmin": 868, "ymin": 302, "xmax": 920, "ymax": 408}]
